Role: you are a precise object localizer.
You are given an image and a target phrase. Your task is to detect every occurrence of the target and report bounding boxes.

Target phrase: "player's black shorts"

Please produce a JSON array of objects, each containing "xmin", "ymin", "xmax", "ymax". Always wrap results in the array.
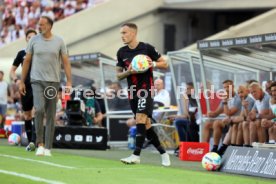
[
  {"xmin": 130, "ymin": 91, "xmax": 153, "ymax": 117},
  {"xmin": 21, "ymin": 84, "xmax": 33, "ymax": 111}
]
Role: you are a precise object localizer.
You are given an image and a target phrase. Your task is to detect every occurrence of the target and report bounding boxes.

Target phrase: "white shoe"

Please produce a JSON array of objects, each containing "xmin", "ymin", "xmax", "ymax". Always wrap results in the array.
[
  {"xmin": 35, "ymin": 146, "xmax": 45, "ymax": 156},
  {"xmin": 120, "ymin": 154, "xmax": 140, "ymax": 164},
  {"xmin": 26, "ymin": 142, "xmax": 35, "ymax": 152},
  {"xmin": 44, "ymin": 149, "xmax": 52, "ymax": 156},
  {"xmin": 161, "ymin": 153, "xmax": 171, "ymax": 166}
]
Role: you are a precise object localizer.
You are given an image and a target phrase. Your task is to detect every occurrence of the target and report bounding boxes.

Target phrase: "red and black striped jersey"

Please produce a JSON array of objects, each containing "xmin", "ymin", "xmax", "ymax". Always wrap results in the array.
[{"xmin": 116, "ymin": 42, "xmax": 161, "ymax": 93}]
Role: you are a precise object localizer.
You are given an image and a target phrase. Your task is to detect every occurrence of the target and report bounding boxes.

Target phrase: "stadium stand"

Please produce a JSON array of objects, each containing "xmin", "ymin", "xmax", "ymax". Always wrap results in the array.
[{"xmin": 0, "ymin": 0, "xmax": 107, "ymax": 48}]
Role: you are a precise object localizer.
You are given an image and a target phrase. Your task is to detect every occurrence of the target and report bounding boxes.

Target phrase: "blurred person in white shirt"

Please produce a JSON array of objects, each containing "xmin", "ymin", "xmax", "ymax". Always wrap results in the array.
[{"xmin": 153, "ymin": 78, "xmax": 170, "ymax": 107}]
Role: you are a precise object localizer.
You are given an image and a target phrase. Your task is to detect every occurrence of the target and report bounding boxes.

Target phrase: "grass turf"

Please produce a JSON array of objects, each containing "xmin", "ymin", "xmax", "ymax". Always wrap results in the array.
[{"xmin": 0, "ymin": 140, "xmax": 275, "ymax": 184}]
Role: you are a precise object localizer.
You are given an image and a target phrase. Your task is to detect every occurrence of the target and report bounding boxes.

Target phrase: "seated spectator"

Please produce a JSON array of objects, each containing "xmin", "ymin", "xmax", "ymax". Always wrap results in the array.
[
  {"xmin": 0, "ymin": 71, "xmax": 10, "ymax": 126},
  {"xmin": 41, "ymin": 6, "xmax": 55, "ymax": 21},
  {"xmin": 211, "ymin": 80, "xmax": 241, "ymax": 152},
  {"xmin": 202, "ymin": 80, "xmax": 241, "ymax": 152},
  {"xmin": 153, "ymin": 78, "xmax": 170, "ymax": 107},
  {"xmin": 261, "ymin": 81, "xmax": 276, "ymax": 144},
  {"xmin": 10, "ymin": 24, "xmax": 24, "ymax": 41},
  {"xmin": 53, "ymin": 1, "xmax": 64, "ymax": 21},
  {"xmin": 247, "ymin": 82, "xmax": 270, "ymax": 144},
  {"xmin": 3, "ymin": 9, "xmax": 15, "ymax": 31},
  {"xmin": 15, "ymin": 6, "xmax": 28, "ymax": 29},
  {"xmin": 0, "ymin": 0, "xmax": 93, "ymax": 47},
  {"xmin": 75, "ymin": 0, "xmax": 87, "ymax": 12},
  {"xmin": 167, "ymin": 82, "xmax": 199, "ymax": 155},
  {"xmin": 265, "ymin": 80, "xmax": 273, "ymax": 96},
  {"xmin": 83, "ymin": 89, "xmax": 103, "ymax": 127},
  {"xmin": 108, "ymin": 81, "xmax": 130, "ymax": 111},
  {"xmin": 64, "ymin": 2, "xmax": 76, "ymax": 17},
  {"xmin": 216, "ymin": 85, "xmax": 255, "ymax": 155}
]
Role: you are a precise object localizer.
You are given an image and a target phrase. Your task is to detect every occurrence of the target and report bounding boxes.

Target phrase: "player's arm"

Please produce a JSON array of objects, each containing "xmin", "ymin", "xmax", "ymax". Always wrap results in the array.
[
  {"xmin": 224, "ymin": 105, "xmax": 239, "ymax": 116},
  {"xmin": 248, "ymin": 108, "xmax": 257, "ymax": 121},
  {"xmin": 116, "ymin": 66, "xmax": 131, "ymax": 81},
  {"xmin": 10, "ymin": 65, "xmax": 18, "ymax": 82},
  {"xmin": 207, "ymin": 101, "xmax": 223, "ymax": 117},
  {"xmin": 147, "ymin": 44, "xmax": 168, "ymax": 69},
  {"xmin": 61, "ymin": 54, "xmax": 72, "ymax": 87},
  {"xmin": 21, "ymin": 53, "xmax": 32, "ymax": 83},
  {"xmin": 19, "ymin": 53, "xmax": 32, "ymax": 95},
  {"xmin": 155, "ymin": 56, "xmax": 168, "ymax": 69},
  {"xmin": 10, "ymin": 51, "xmax": 22, "ymax": 82},
  {"xmin": 259, "ymin": 109, "xmax": 273, "ymax": 119},
  {"xmin": 232, "ymin": 108, "xmax": 246, "ymax": 123}
]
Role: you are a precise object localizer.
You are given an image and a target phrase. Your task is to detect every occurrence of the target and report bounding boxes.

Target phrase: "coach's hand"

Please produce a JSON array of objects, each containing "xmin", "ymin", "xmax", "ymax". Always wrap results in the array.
[
  {"xmin": 19, "ymin": 81, "xmax": 26, "ymax": 96},
  {"xmin": 66, "ymin": 81, "xmax": 72, "ymax": 88}
]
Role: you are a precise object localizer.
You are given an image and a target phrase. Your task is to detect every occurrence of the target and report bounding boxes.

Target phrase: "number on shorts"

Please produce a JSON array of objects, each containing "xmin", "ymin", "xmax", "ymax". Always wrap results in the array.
[{"xmin": 138, "ymin": 98, "xmax": 146, "ymax": 109}]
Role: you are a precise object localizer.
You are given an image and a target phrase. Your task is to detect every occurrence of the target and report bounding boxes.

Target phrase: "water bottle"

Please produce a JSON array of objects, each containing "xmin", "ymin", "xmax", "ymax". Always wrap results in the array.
[{"xmin": 128, "ymin": 126, "xmax": 136, "ymax": 150}]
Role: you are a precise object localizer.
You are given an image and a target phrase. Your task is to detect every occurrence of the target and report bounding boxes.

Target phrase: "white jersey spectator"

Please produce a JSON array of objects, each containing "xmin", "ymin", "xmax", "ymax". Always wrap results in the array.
[
  {"xmin": 41, "ymin": 6, "xmax": 55, "ymax": 21},
  {"xmin": 154, "ymin": 78, "xmax": 171, "ymax": 107},
  {"xmin": 253, "ymin": 92, "xmax": 270, "ymax": 114},
  {"xmin": 0, "ymin": 71, "xmax": 8, "ymax": 117},
  {"xmin": 64, "ymin": 3, "xmax": 76, "ymax": 17}
]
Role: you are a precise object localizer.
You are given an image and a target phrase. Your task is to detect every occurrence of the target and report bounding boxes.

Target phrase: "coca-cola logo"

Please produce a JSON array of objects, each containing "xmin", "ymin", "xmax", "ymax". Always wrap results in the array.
[{"xmin": 187, "ymin": 148, "xmax": 204, "ymax": 155}]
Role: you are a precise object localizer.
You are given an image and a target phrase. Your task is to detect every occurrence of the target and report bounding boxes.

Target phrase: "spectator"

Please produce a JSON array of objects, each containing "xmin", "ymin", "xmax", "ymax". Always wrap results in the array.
[
  {"xmin": 211, "ymin": 80, "xmax": 241, "ymax": 152},
  {"xmin": 10, "ymin": 24, "xmax": 24, "ymax": 41},
  {"xmin": 28, "ymin": 6, "xmax": 41, "ymax": 21},
  {"xmin": 0, "ymin": 26, "xmax": 12, "ymax": 44},
  {"xmin": 0, "ymin": 71, "xmax": 9, "ymax": 126},
  {"xmin": 202, "ymin": 80, "xmax": 241, "ymax": 149},
  {"xmin": 216, "ymin": 85, "xmax": 255, "ymax": 156},
  {"xmin": 3, "ymin": 9, "xmax": 15, "ymax": 31},
  {"xmin": 108, "ymin": 81, "xmax": 130, "ymax": 111},
  {"xmin": 265, "ymin": 80, "xmax": 273, "ymax": 96},
  {"xmin": 261, "ymin": 82, "xmax": 276, "ymax": 144},
  {"xmin": 0, "ymin": 0, "xmax": 96, "ymax": 47},
  {"xmin": 248, "ymin": 82, "xmax": 270, "ymax": 144},
  {"xmin": 75, "ymin": 0, "xmax": 87, "ymax": 12},
  {"xmin": 41, "ymin": 6, "xmax": 55, "ymax": 21},
  {"xmin": 64, "ymin": 2, "xmax": 75, "ymax": 17},
  {"xmin": 0, "ymin": 35, "xmax": 6, "ymax": 47},
  {"xmin": 153, "ymin": 78, "xmax": 170, "ymax": 107},
  {"xmin": 53, "ymin": 1, "xmax": 64, "ymax": 21},
  {"xmin": 168, "ymin": 82, "xmax": 199, "ymax": 155},
  {"xmin": 15, "ymin": 5, "xmax": 28, "ymax": 29}
]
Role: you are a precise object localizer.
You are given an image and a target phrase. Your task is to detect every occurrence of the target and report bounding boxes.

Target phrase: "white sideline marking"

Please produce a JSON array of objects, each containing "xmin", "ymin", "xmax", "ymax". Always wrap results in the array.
[
  {"xmin": 0, "ymin": 154, "xmax": 75, "ymax": 169},
  {"xmin": 0, "ymin": 169, "xmax": 65, "ymax": 184},
  {"xmin": 80, "ymin": 167, "xmax": 143, "ymax": 170}
]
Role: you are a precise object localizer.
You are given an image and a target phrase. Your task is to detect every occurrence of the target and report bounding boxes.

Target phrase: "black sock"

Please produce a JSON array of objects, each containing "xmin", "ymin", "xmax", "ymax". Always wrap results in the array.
[
  {"xmin": 31, "ymin": 118, "xmax": 36, "ymax": 143},
  {"xmin": 211, "ymin": 145, "xmax": 218, "ymax": 153},
  {"xmin": 133, "ymin": 124, "xmax": 146, "ymax": 156},
  {"xmin": 146, "ymin": 127, "xmax": 165, "ymax": 154},
  {"xmin": 25, "ymin": 120, "xmax": 32, "ymax": 143},
  {"xmin": 217, "ymin": 144, "xmax": 228, "ymax": 156},
  {"xmin": 243, "ymin": 144, "xmax": 253, "ymax": 148},
  {"xmin": 230, "ymin": 144, "xmax": 237, "ymax": 146}
]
